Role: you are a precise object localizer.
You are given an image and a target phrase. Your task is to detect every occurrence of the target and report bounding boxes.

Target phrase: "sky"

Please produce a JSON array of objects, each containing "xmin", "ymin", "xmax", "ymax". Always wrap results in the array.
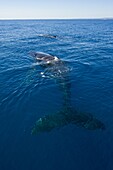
[{"xmin": 0, "ymin": 0, "xmax": 113, "ymax": 19}]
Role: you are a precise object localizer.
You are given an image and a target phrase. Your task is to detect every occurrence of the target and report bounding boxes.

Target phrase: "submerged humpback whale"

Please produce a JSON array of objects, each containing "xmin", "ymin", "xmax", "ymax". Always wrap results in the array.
[
  {"xmin": 37, "ymin": 34, "xmax": 57, "ymax": 39},
  {"xmin": 30, "ymin": 52, "xmax": 105, "ymax": 134}
]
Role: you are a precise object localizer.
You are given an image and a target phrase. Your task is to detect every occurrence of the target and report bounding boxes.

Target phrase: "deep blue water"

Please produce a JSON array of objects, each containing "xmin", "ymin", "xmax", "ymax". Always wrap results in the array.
[{"xmin": 0, "ymin": 19, "xmax": 113, "ymax": 170}]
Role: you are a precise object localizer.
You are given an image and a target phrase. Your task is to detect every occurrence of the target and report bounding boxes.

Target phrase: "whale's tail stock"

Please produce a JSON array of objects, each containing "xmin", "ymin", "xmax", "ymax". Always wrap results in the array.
[{"xmin": 31, "ymin": 106, "xmax": 105, "ymax": 135}]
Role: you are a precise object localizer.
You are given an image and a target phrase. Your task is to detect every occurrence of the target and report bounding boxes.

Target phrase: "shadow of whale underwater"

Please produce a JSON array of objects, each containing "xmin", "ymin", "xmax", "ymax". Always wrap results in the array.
[{"xmin": 30, "ymin": 52, "xmax": 105, "ymax": 134}]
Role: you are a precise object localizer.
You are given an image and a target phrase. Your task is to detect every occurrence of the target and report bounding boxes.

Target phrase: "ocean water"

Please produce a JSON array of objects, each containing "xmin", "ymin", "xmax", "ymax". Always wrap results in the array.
[{"xmin": 0, "ymin": 19, "xmax": 113, "ymax": 170}]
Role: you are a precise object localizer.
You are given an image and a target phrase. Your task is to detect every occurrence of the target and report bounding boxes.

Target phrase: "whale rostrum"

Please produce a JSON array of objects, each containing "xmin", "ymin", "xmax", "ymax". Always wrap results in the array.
[{"xmin": 30, "ymin": 52, "xmax": 105, "ymax": 134}]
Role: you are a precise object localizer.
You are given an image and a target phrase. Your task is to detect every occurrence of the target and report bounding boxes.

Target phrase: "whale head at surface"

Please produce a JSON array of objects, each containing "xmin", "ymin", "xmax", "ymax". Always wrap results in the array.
[{"xmin": 30, "ymin": 52, "xmax": 60, "ymax": 67}]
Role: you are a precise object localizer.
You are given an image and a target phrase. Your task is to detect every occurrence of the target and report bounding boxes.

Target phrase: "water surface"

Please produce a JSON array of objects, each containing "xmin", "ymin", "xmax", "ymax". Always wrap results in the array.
[{"xmin": 0, "ymin": 19, "xmax": 113, "ymax": 170}]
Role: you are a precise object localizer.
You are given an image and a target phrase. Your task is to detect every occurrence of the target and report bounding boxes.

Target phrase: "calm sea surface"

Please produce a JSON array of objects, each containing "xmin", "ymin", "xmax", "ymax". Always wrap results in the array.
[{"xmin": 0, "ymin": 19, "xmax": 113, "ymax": 170}]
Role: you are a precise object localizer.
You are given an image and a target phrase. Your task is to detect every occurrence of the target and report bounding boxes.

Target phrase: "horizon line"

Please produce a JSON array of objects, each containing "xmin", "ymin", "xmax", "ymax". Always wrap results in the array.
[{"xmin": 0, "ymin": 17, "xmax": 113, "ymax": 20}]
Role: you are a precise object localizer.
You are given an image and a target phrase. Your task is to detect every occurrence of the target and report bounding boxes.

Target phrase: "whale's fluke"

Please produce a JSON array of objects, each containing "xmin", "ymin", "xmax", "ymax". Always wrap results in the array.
[{"xmin": 31, "ymin": 107, "xmax": 105, "ymax": 134}]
